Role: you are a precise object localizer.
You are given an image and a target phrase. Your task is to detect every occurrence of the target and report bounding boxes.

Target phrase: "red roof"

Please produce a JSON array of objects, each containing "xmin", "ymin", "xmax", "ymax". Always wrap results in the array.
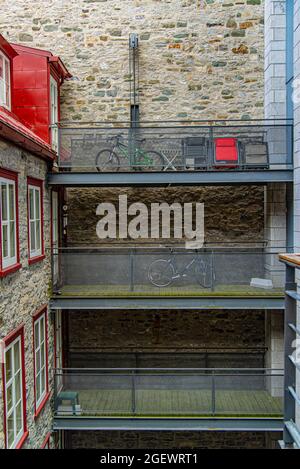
[
  {"xmin": 0, "ymin": 34, "xmax": 18, "ymax": 60},
  {"xmin": 12, "ymin": 43, "xmax": 72, "ymax": 80},
  {"xmin": 0, "ymin": 106, "xmax": 55, "ymax": 161}
]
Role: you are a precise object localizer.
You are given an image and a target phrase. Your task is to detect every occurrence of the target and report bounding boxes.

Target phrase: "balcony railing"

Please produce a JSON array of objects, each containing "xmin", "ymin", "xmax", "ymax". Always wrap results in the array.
[
  {"xmin": 54, "ymin": 368, "xmax": 283, "ymax": 418},
  {"xmin": 52, "ymin": 245, "xmax": 286, "ymax": 298},
  {"xmin": 55, "ymin": 119, "xmax": 293, "ymax": 172}
]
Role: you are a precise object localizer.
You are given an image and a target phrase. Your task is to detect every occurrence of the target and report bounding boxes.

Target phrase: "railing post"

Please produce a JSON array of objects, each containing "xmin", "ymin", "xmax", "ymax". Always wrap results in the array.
[
  {"xmin": 210, "ymin": 249, "xmax": 215, "ymax": 292},
  {"xmin": 208, "ymin": 123, "xmax": 214, "ymax": 169},
  {"xmin": 54, "ymin": 370, "xmax": 58, "ymax": 415},
  {"xmin": 129, "ymin": 248, "xmax": 134, "ymax": 292},
  {"xmin": 211, "ymin": 371, "xmax": 216, "ymax": 416},
  {"xmin": 131, "ymin": 370, "xmax": 136, "ymax": 415}
]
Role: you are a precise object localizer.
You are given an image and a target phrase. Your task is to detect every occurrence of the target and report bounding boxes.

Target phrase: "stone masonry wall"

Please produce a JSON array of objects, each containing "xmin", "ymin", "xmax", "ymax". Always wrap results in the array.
[
  {"xmin": 1, "ymin": 0, "xmax": 264, "ymax": 122},
  {"xmin": 0, "ymin": 139, "xmax": 53, "ymax": 449},
  {"xmin": 68, "ymin": 309, "xmax": 266, "ymax": 352},
  {"xmin": 68, "ymin": 430, "xmax": 277, "ymax": 449},
  {"xmin": 67, "ymin": 185, "xmax": 265, "ymax": 244}
]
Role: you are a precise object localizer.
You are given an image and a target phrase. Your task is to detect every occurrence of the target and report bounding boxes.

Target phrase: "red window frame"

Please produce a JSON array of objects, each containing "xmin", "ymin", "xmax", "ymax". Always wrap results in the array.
[
  {"xmin": 0, "ymin": 168, "xmax": 21, "ymax": 277},
  {"xmin": 27, "ymin": 177, "xmax": 45, "ymax": 265},
  {"xmin": 41, "ymin": 431, "xmax": 51, "ymax": 449},
  {"xmin": 1, "ymin": 325, "xmax": 28, "ymax": 449},
  {"xmin": 32, "ymin": 305, "xmax": 50, "ymax": 418}
]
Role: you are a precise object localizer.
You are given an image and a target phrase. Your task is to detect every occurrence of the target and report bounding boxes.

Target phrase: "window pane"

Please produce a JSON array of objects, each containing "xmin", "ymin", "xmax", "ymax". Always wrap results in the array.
[
  {"xmin": 4, "ymin": 59, "xmax": 9, "ymax": 82},
  {"xmin": 2, "ymin": 224, "xmax": 8, "ymax": 257},
  {"xmin": 29, "ymin": 189, "xmax": 34, "ymax": 220},
  {"xmin": 9, "ymin": 221, "xmax": 15, "ymax": 258},
  {"xmin": 6, "ymin": 383, "xmax": 13, "ymax": 412},
  {"xmin": 36, "ymin": 375, "xmax": 41, "ymax": 401},
  {"xmin": 40, "ymin": 367, "xmax": 46, "ymax": 393},
  {"xmin": 36, "ymin": 350, "xmax": 41, "ymax": 372},
  {"xmin": 14, "ymin": 340, "xmax": 20, "ymax": 371},
  {"xmin": 35, "ymin": 189, "xmax": 40, "ymax": 219},
  {"xmin": 1, "ymin": 183, "xmax": 7, "ymax": 220},
  {"xmin": 40, "ymin": 317, "xmax": 45, "ymax": 342},
  {"xmin": 35, "ymin": 220, "xmax": 41, "ymax": 251},
  {"xmin": 41, "ymin": 348, "xmax": 45, "ymax": 368},
  {"xmin": 0, "ymin": 55, "xmax": 3, "ymax": 78},
  {"xmin": 16, "ymin": 402, "xmax": 22, "ymax": 435},
  {"xmin": 15, "ymin": 371, "xmax": 21, "ymax": 403},
  {"xmin": 30, "ymin": 221, "xmax": 35, "ymax": 251},
  {"xmin": 7, "ymin": 414, "xmax": 14, "ymax": 448},
  {"xmin": 34, "ymin": 322, "xmax": 39, "ymax": 350},
  {"xmin": 8, "ymin": 184, "xmax": 14, "ymax": 220},
  {"xmin": 5, "ymin": 348, "xmax": 12, "ymax": 381}
]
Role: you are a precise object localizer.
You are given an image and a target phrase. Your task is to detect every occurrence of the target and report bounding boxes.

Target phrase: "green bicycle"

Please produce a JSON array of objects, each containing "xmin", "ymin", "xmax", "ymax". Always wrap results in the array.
[{"xmin": 95, "ymin": 133, "xmax": 165, "ymax": 171}]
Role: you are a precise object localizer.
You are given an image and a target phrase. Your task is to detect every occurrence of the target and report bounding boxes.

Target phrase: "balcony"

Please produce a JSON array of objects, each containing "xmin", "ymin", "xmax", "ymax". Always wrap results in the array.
[
  {"xmin": 50, "ymin": 245, "xmax": 286, "ymax": 310},
  {"xmin": 49, "ymin": 119, "xmax": 293, "ymax": 187},
  {"xmin": 53, "ymin": 368, "xmax": 283, "ymax": 431}
]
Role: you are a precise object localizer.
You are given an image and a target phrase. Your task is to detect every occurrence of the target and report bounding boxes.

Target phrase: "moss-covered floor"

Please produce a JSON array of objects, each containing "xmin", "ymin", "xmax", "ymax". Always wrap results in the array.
[
  {"xmin": 56, "ymin": 389, "xmax": 283, "ymax": 418},
  {"xmin": 56, "ymin": 283, "xmax": 284, "ymax": 298}
]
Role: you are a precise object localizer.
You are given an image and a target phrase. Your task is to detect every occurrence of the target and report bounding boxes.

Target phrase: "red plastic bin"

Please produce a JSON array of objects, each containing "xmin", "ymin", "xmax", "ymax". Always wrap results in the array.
[{"xmin": 214, "ymin": 137, "xmax": 239, "ymax": 167}]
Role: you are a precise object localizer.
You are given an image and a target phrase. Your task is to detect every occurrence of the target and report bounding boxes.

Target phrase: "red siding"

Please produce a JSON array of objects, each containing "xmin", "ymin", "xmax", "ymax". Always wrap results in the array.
[{"xmin": 12, "ymin": 53, "xmax": 51, "ymax": 144}]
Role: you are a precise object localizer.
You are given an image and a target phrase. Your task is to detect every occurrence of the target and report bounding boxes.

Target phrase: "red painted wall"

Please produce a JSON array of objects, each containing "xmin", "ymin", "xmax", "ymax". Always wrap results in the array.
[{"xmin": 12, "ymin": 53, "xmax": 52, "ymax": 144}]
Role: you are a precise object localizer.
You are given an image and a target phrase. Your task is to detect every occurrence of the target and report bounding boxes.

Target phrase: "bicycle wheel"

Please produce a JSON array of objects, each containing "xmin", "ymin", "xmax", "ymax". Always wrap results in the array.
[
  {"xmin": 95, "ymin": 149, "xmax": 120, "ymax": 172},
  {"xmin": 194, "ymin": 259, "xmax": 212, "ymax": 288},
  {"xmin": 139, "ymin": 151, "xmax": 165, "ymax": 171},
  {"xmin": 148, "ymin": 259, "xmax": 174, "ymax": 287}
]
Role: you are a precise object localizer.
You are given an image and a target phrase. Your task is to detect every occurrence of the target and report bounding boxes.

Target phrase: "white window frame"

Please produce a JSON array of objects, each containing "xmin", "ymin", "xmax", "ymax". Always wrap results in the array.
[
  {"xmin": 34, "ymin": 312, "xmax": 47, "ymax": 409},
  {"xmin": 0, "ymin": 50, "xmax": 11, "ymax": 110},
  {"xmin": 4, "ymin": 335, "xmax": 25, "ymax": 449},
  {"xmin": 50, "ymin": 76, "xmax": 59, "ymax": 152},
  {"xmin": 0, "ymin": 176, "xmax": 17, "ymax": 269},
  {"xmin": 28, "ymin": 184, "xmax": 42, "ymax": 259}
]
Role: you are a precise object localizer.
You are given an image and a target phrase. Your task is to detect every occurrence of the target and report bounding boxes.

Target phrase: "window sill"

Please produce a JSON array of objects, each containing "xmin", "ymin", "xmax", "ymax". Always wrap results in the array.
[
  {"xmin": 15, "ymin": 430, "xmax": 29, "ymax": 449},
  {"xmin": 34, "ymin": 392, "xmax": 50, "ymax": 420},
  {"xmin": 28, "ymin": 254, "xmax": 45, "ymax": 266},
  {"xmin": 0, "ymin": 262, "xmax": 22, "ymax": 278}
]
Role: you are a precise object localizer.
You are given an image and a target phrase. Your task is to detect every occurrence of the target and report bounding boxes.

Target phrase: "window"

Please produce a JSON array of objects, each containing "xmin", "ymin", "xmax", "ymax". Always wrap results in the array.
[
  {"xmin": 28, "ymin": 178, "xmax": 44, "ymax": 263},
  {"xmin": 0, "ymin": 169, "xmax": 20, "ymax": 275},
  {"xmin": 33, "ymin": 307, "xmax": 49, "ymax": 416},
  {"xmin": 0, "ymin": 51, "xmax": 11, "ymax": 110},
  {"xmin": 2, "ymin": 326, "xmax": 28, "ymax": 449},
  {"xmin": 50, "ymin": 76, "xmax": 59, "ymax": 152}
]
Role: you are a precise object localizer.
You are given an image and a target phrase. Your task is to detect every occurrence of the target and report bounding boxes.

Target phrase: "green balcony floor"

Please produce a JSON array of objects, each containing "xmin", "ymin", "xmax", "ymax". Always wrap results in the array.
[
  {"xmin": 56, "ymin": 389, "xmax": 283, "ymax": 418},
  {"xmin": 56, "ymin": 284, "xmax": 284, "ymax": 298}
]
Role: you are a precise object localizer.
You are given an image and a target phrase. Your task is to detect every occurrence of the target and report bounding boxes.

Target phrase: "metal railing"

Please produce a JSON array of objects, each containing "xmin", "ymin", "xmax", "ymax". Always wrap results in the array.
[
  {"xmin": 54, "ymin": 119, "xmax": 293, "ymax": 172},
  {"xmin": 54, "ymin": 367, "xmax": 284, "ymax": 418},
  {"xmin": 68, "ymin": 349, "xmax": 267, "ymax": 369},
  {"xmin": 52, "ymin": 245, "xmax": 286, "ymax": 297}
]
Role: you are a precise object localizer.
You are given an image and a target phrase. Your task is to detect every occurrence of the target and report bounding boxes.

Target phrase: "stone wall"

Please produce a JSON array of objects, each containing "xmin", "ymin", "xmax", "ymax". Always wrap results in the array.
[
  {"xmin": 67, "ymin": 430, "xmax": 279, "ymax": 449},
  {"xmin": 0, "ymin": 139, "xmax": 53, "ymax": 449},
  {"xmin": 1, "ymin": 0, "xmax": 264, "ymax": 122},
  {"xmin": 67, "ymin": 309, "xmax": 266, "ymax": 353},
  {"xmin": 66, "ymin": 185, "xmax": 265, "ymax": 245}
]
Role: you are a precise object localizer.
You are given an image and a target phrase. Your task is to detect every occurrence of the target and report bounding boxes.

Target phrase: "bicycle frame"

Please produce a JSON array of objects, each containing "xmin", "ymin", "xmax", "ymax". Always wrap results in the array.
[
  {"xmin": 113, "ymin": 140, "xmax": 154, "ymax": 166},
  {"xmin": 166, "ymin": 254, "xmax": 198, "ymax": 278}
]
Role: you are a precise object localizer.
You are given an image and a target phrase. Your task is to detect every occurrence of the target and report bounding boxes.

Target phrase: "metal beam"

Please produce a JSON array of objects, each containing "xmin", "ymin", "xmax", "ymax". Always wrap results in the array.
[
  {"xmin": 53, "ymin": 417, "xmax": 283, "ymax": 432},
  {"xmin": 50, "ymin": 296, "xmax": 284, "ymax": 310},
  {"xmin": 48, "ymin": 170, "xmax": 293, "ymax": 187},
  {"xmin": 285, "ymin": 421, "xmax": 300, "ymax": 449}
]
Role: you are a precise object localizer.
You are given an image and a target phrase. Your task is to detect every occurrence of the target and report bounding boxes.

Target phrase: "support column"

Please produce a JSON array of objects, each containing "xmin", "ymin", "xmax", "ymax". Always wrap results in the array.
[
  {"xmin": 265, "ymin": 183, "xmax": 286, "ymax": 287},
  {"xmin": 266, "ymin": 310, "xmax": 284, "ymax": 397}
]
